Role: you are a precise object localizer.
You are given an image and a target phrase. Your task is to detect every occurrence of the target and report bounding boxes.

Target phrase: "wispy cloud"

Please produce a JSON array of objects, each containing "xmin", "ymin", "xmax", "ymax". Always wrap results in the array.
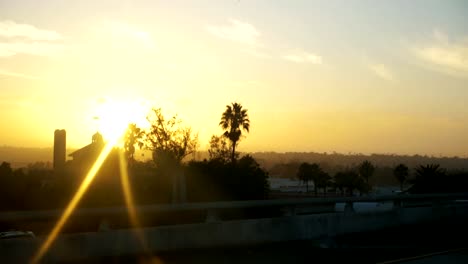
[
  {"xmin": 282, "ymin": 51, "xmax": 322, "ymax": 64},
  {"xmin": 206, "ymin": 19, "xmax": 260, "ymax": 46},
  {"xmin": 411, "ymin": 29, "xmax": 468, "ymax": 77},
  {"xmin": 0, "ymin": 20, "xmax": 62, "ymax": 41},
  {"xmin": 369, "ymin": 63, "xmax": 394, "ymax": 81},
  {"xmin": 0, "ymin": 20, "xmax": 64, "ymax": 57},
  {"xmin": 0, "ymin": 68, "xmax": 41, "ymax": 80},
  {"xmin": 0, "ymin": 42, "xmax": 64, "ymax": 57}
]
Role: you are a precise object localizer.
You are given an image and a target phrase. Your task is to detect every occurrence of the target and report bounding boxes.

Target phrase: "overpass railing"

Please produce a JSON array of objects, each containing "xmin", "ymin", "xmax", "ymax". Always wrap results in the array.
[{"xmin": 1, "ymin": 193, "xmax": 467, "ymax": 225}]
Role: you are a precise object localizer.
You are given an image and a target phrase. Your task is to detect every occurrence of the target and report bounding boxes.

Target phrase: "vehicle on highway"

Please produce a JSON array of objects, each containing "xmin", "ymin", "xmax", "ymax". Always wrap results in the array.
[{"xmin": 0, "ymin": 231, "xmax": 35, "ymax": 239}]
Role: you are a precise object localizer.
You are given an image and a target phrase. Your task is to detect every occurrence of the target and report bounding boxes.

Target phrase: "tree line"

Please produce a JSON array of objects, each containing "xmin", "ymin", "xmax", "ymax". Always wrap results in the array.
[
  {"xmin": 294, "ymin": 160, "xmax": 468, "ymax": 195},
  {"xmin": 1, "ymin": 101, "xmax": 467, "ymax": 213},
  {"xmin": 296, "ymin": 160, "xmax": 376, "ymax": 196},
  {"xmin": 0, "ymin": 102, "xmax": 269, "ymax": 212},
  {"xmin": 254, "ymin": 152, "xmax": 468, "ymax": 175}
]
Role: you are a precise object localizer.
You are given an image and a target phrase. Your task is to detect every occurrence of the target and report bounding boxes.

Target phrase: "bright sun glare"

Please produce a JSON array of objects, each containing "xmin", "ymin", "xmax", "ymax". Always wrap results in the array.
[
  {"xmin": 32, "ymin": 99, "xmax": 151, "ymax": 263},
  {"xmin": 94, "ymin": 98, "xmax": 149, "ymax": 144}
]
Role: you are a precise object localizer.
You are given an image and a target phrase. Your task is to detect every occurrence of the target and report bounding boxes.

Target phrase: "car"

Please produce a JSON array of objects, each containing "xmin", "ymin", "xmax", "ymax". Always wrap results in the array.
[{"xmin": 0, "ymin": 231, "xmax": 35, "ymax": 239}]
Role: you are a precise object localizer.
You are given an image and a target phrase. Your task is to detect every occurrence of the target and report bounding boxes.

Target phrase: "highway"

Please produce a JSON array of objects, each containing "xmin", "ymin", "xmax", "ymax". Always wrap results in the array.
[
  {"xmin": 62, "ymin": 218, "xmax": 468, "ymax": 264},
  {"xmin": 2, "ymin": 193, "xmax": 468, "ymax": 263}
]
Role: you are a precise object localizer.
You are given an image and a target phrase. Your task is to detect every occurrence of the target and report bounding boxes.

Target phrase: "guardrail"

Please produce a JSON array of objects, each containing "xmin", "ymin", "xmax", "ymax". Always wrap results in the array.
[
  {"xmin": 2, "ymin": 193, "xmax": 468, "ymax": 262},
  {"xmin": 1, "ymin": 193, "xmax": 467, "ymax": 224}
]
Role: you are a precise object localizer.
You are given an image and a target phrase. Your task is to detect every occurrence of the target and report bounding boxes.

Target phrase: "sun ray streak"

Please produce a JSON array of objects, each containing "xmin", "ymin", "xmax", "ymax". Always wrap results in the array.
[
  {"xmin": 31, "ymin": 140, "xmax": 117, "ymax": 263},
  {"xmin": 118, "ymin": 151, "xmax": 149, "ymax": 252}
]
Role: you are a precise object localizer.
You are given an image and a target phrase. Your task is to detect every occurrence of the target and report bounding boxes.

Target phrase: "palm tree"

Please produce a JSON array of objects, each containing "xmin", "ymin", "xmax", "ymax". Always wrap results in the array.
[
  {"xmin": 393, "ymin": 164, "xmax": 409, "ymax": 191},
  {"xmin": 409, "ymin": 164, "xmax": 446, "ymax": 194},
  {"xmin": 124, "ymin": 123, "xmax": 144, "ymax": 162},
  {"xmin": 297, "ymin": 162, "xmax": 312, "ymax": 193},
  {"xmin": 414, "ymin": 164, "xmax": 445, "ymax": 179},
  {"xmin": 358, "ymin": 160, "xmax": 375, "ymax": 185},
  {"xmin": 315, "ymin": 170, "xmax": 332, "ymax": 196},
  {"xmin": 309, "ymin": 163, "xmax": 326, "ymax": 196},
  {"xmin": 219, "ymin": 102, "xmax": 250, "ymax": 164}
]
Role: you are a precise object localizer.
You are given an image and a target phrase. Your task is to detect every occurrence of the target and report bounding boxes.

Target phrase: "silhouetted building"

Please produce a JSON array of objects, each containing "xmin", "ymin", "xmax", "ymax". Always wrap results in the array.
[
  {"xmin": 69, "ymin": 132, "xmax": 105, "ymax": 163},
  {"xmin": 53, "ymin": 129, "xmax": 66, "ymax": 170},
  {"xmin": 67, "ymin": 132, "xmax": 122, "ymax": 206}
]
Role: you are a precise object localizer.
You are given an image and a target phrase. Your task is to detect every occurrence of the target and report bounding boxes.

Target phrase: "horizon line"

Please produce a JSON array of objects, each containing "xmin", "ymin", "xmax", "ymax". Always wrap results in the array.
[{"xmin": 1, "ymin": 144, "xmax": 467, "ymax": 159}]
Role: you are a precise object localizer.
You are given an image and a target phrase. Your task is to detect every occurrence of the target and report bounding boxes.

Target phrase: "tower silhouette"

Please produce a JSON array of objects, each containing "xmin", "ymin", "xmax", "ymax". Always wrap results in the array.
[{"xmin": 53, "ymin": 129, "xmax": 66, "ymax": 170}]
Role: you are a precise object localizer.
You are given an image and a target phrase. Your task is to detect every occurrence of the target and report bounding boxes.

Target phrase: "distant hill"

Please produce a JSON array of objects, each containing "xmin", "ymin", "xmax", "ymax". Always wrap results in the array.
[
  {"xmin": 248, "ymin": 152, "xmax": 468, "ymax": 187},
  {"xmin": 0, "ymin": 146, "xmax": 74, "ymax": 168},
  {"xmin": 2, "ymin": 146, "xmax": 468, "ymax": 174},
  {"xmin": 249, "ymin": 152, "xmax": 468, "ymax": 171}
]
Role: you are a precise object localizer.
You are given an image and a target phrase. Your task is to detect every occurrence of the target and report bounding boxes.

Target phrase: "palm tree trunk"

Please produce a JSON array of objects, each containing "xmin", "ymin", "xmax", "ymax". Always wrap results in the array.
[{"xmin": 231, "ymin": 141, "xmax": 237, "ymax": 164}]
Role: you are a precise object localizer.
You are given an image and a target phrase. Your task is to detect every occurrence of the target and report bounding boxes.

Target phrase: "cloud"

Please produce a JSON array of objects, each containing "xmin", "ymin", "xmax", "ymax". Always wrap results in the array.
[
  {"xmin": 411, "ymin": 29, "xmax": 468, "ymax": 77},
  {"xmin": 0, "ymin": 20, "xmax": 62, "ymax": 41},
  {"xmin": 0, "ymin": 68, "xmax": 41, "ymax": 80},
  {"xmin": 369, "ymin": 63, "xmax": 394, "ymax": 81},
  {"xmin": 0, "ymin": 20, "xmax": 64, "ymax": 57},
  {"xmin": 206, "ymin": 19, "xmax": 260, "ymax": 46},
  {"xmin": 282, "ymin": 51, "xmax": 322, "ymax": 64},
  {"xmin": 0, "ymin": 42, "xmax": 64, "ymax": 57}
]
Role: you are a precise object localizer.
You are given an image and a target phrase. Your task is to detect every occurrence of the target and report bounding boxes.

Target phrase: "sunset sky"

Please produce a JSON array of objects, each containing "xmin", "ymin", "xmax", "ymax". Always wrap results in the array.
[{"xmin": 1, "ymin": 0, "xmax": 467, "ymax": 157}]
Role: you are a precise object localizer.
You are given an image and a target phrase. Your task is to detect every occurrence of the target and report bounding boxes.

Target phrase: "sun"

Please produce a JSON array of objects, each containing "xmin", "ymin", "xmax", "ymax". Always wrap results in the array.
[{"xmin": 94, "ymin": 97, "xmax": 149, "ymax": 144}]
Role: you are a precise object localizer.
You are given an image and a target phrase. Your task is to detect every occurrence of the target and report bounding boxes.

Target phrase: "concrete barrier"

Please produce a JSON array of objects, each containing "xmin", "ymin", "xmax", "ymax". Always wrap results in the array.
[
  {"xmin": 1, "ymin": 202, "xmax": 468, "ymax": 263},
  {"xmin": 0, "ymin": 193, "xmax": 466, "ymax": 222}
]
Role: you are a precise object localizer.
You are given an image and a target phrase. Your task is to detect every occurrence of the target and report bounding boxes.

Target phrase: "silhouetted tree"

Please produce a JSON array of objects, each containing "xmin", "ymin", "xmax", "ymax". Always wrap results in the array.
[
  {"xmin": 334, "ymin": 171, "xmax": 346, "ymax": 195},
  {"xmin": 315, "ymin": 170, "xmax": 332, "ymax": 195},
  {"xmin": 296, "ymin": 162, "xmax": 326, "ymax": 195},
  {"xmin": 124, "ymin": 123, "xmax": 144, "ymax": 163},
  {"xmin": 393, "ymin": 163, "xmax": 409, "ymax": 191},
  {"xmin": 269, "ymin": 162, "xmax": 302, "ymax": 180},
  {"xmin": 146, "ymin": 108, "xmax": 198, "ymax": 168},
  {"xmin": 408, "ymin": 164, "xmax": 446, "ymax": 194},
  {"xmin": 235, "ymin": 155, "xmax": 270, "ymax": 200},
  {"xmin": 358, "ymin": 160, "xmax": 375, "ymax": 185},
  {"xmin": 186, "ymin": 155, "xmax": 269, "ymax": 202},
  {"xmin": 414, "ymin": 164, "xmax": 445, "ymax": 179},
  {"xmin": 127, "ymin": 160, "xmax": 169, "ymax": 204},
  {"xmin": 297, "ymin": 162, "xmax": 313, "ymax": 193},
  {"xmin": 219, "ymin": 102, "xmax": 250, "ymax": 164},
  {"xmin": 146, "ymin": 108, "xmax": 198, "ymax": 203},
  {"xmin": 309, "ymin": 163, "xmax": 327, "ymax": 196},
  {"xmin": 0, "ymin": 162, "xmax": 13, "ymax": 210},
  {"xmin": 0, "ymin": 161, "xmax": 12, "ymax": 176},
  {"xmin": 355, "ymin": 176, "xmax": 369, "ymax": 195},
  {"xmin": 334, "ymin": 170, "xmax": 360, "ymax": 196},
  {"xmin": 208, "ymin": 135, "xmax": 231, "ymax": 163},
  {"xmin": 27, "ymin": 161, "xmax": 52, "ymax": 171}
]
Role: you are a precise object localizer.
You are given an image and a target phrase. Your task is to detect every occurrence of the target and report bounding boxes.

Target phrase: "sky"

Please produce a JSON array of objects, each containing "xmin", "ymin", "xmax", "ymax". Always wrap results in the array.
[{"xmin": 0, "ymin": 0, "xmax": 468, "ymax": 157}]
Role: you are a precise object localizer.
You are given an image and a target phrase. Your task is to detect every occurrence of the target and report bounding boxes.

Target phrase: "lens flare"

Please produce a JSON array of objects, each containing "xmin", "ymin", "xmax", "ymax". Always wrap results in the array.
[
  {"xmin": 94, "ymin": 98, "xmax": 149, "ymax": 143},
  {"xmin": 31, "ymin": 138, "xmax": 120, "ymax": 263},
  {"xmin": 118, "ymin": 150, "xmax": 148, "ymax": 251}
]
